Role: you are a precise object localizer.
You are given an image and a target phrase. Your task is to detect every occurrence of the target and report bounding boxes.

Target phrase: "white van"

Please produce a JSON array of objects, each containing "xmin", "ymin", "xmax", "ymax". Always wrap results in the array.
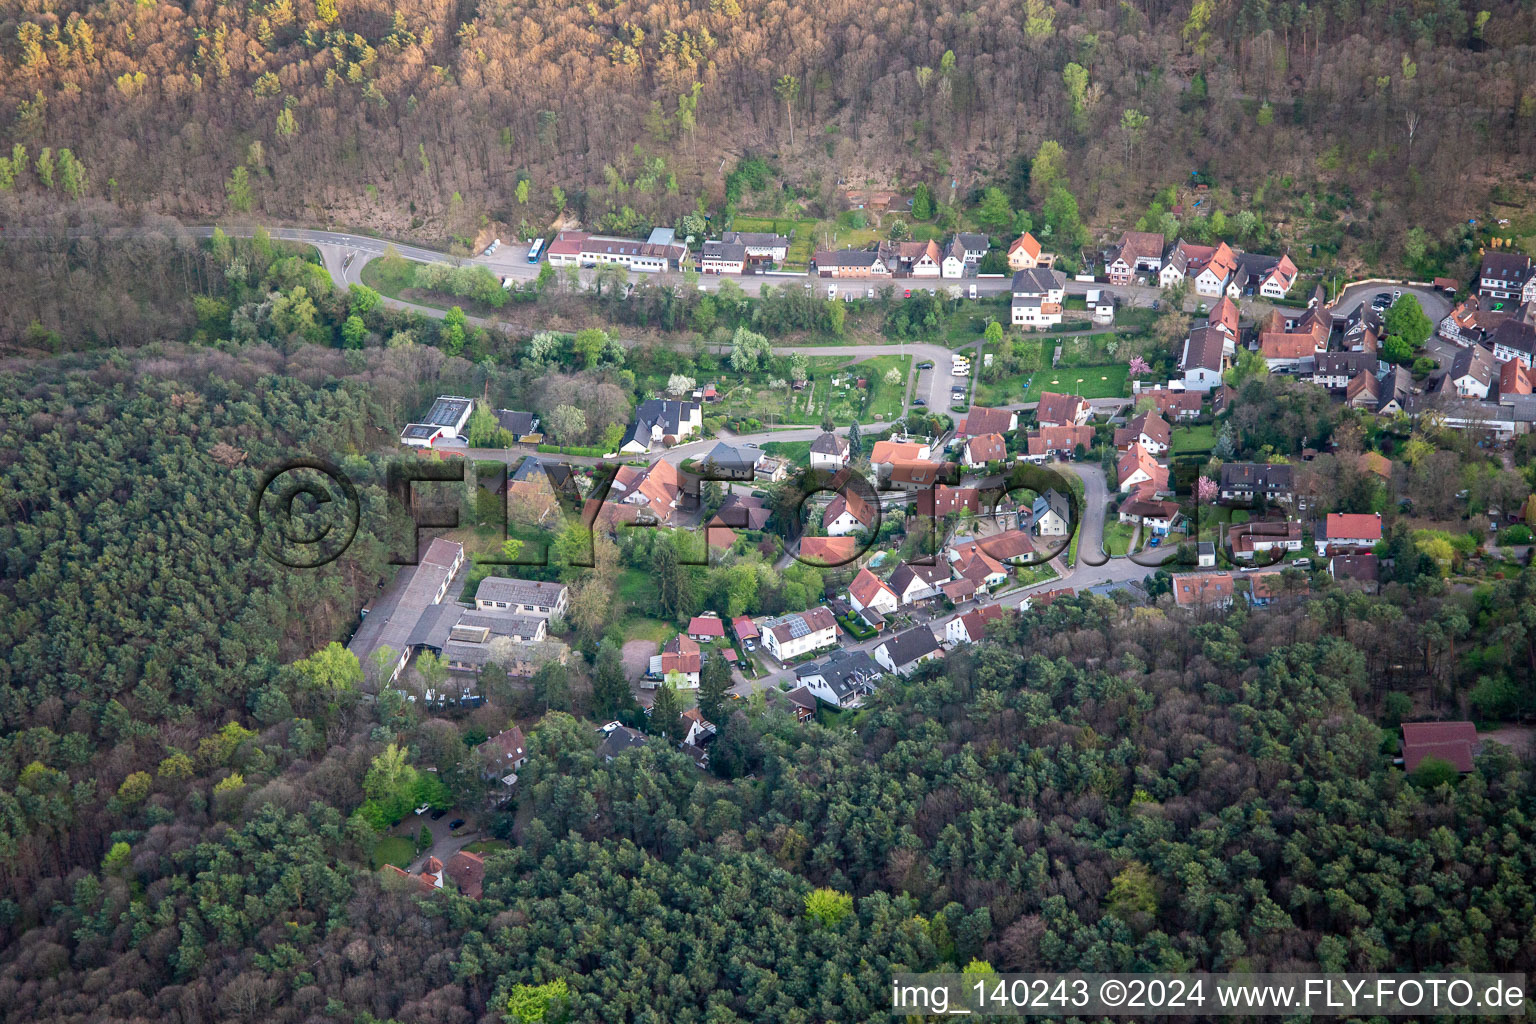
[
  {"xmin": 968, "ymin": 284, "xmax": 978, "ymax": 300},
  {"xmin": 827, "ymin": 284, "xmax": 837, "ymax": 300}
]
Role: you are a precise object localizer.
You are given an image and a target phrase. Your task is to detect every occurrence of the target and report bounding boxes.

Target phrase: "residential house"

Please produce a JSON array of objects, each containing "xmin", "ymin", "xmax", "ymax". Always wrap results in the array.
[
  {"xmin": 482, "ymin": 727, "xmax": 528, "ymax": 773},
  {"xmin": 1244, "ymin": 571, "xmax": 1296, "ymax": 607},
  {"xmin": 1312, "ymin": 352, "xmax": 1380, "ymax": 390},
  {"xmin": 1206, "ymin": 296, "xmax": 1241, "ymax": 339},
  {"xmin": 782, "ymin": 685, "xmax": 820, "ymax": 722},
  {"xmin": 1105, "ymin": 231, "xmax": 1165, "ymax": 285},
  {"xmin": 1086, "ymin": 289, "xmax": 1116, "ymax": 324},
  {"xmin": 679, "ymin": 707, "xmax": 717, "ymax": 747},
  {"xmin": 1218, "ymin": 463, "xmax": 1295, "ymax": 506},
  {"xmin": 799, "ymin": 535, "xmax": 860, "ymax": 564},
  {"xmin": 438, "ymin": 850, "xmax": 485, "ymax": 898},
  {"xmin": 947, "ymin": 539, "xmax": 1011, "ymax": 590},
  {"xmin": 809, "ymin": 431, "xmax": 852, "ymax": 470},
  {"xmin": 722, "ymin": 230, "xmax": 790, "ymax": 263},
  {"xmin": 956, "ymin": 232, "xmax": 990, "ymax": 263},
  {"xmin": 598, "ymin": 725, "xmax": 647, "ymax": 760},
  {"xmin": 1035, "ymin": 391, "xmax": 1092, "ymax": 427},
  {"xmin": 647, "ymin": 634, "xmax": 702, "ymax": 688},
  {"xmin": 1031, "ymin": 489, "xmax": 1070, "ymax": 536},
  {"xmin": 1228, "ymin": 520, "xmax": 1303, "ymax": 560},
  {"xmin": 811, "ymin": 249, "xmax": 891, "ymax": 278},
  {"xmin": 698, "ymin": 441, "xmax": 758, "ymax": 480},
  {"xmin": 1172, "ymin": 572, "xmax": 1235, "ymax": 609},
  {"xmin": 1374, "ymin": 366, "xmax": 1414, "ymax": 416},
  {"xmin": 824, "ymin": 488, "xmax": 877, "ymax": 536},
  {"xmin": 608, "ymin": 459, "xmax": 686, "ymax": 523},
  {"xmin": 618, "ymin": 399, "xmax": 702, "ymax": 454},
  {"xmin": 1490, "ymin": 319, "xmax": 1536, "ymax": 368},
  {"xmin": 1118, "ymin": 496, "xmax": 1181, "ymax": 535},
  {"xmin": 1479, "ymin": 251, "xmax": 1532, "ymax": 301},
  {"xmin": 795, "ymin": 649, "xmax": 881, "ymax": 708},
  {"xmin": 887, "ymin": 561, "xmax": 953, "ymax": 605},
  {"xmin": 1135, "ymin": 385, "xmax": 1203, "ymax": 421},
  {"xmin": 1259, "ymin": 309, "xmax": 1329, "ymax": 372},
  {"xmin": 400, "ymin": 395, "xmax": 475, "ymax": 448},
  {"xmin": 915, "ymin": 484, "xmax": 981, "ymax": 517},
  {"xmin": 1448, "ymin": 346, "xmax": 1496, "ymax": 399},
  {"xmin": 940, "ymin": 239, "xmax": 967, "ymax": 278},
  {"xmin": 869, "ymin": 439, "xmax": 932, "ymax": 465},
  {"xmin": 1159, "ymin": 240, "xmax": 1238, "ymax": 296},
  {"xmin": 710, "ymin": 492, "xmax": 772, "ymax": 533},
  {"xmin": 885, "ymin": 460, "xmax": 950, "ymax": 492},
  {"xmin": 1197, "ymin": 541, "xmax": 1217, "ymax": 567},
  {"xmin": 945, "ymin": 603, "xmax": 1006, "ymax": 644},
  {"xmin": 494, "ymin": 409, "xmax": 540, "ymax": 441},
  {"xmin": 687, "ymin": 614, "xmax": 727, "ymax": 642},
  {"xmin": 963, "ymin": 432, "xmax": 1007, "ymax": 468},
  {"xmin": 1194, "ymin": 242, "xmax": 1240, "ymax": 297},
  {"xmin": 474, "ymin": 578, "xmax": 569, "ymax": 619},
  {"xmin": 1027, "ymin": 425, "xmax": 1095, "ymax": 461},
  {"xmin": 1501, "ymin": 357, "xmax": 1534, "ymax": 397},
  {"xmin": 1400, "ymin": 721, "xmax": 1480, "ymax": 773},
  {"xmin": 760, "ymin": 607, "xmax": 839, "ymax": 661},
  {"xmin": 1117, "ymin": 443, "xmax": 1169, "ymax": 495},
  {"xmin": 1315, "ymin": 513, "xmax": 1382, "ymax": 556},
  {"xmin": 1113, "ymin": 410, "xmax": 1171, "ymax": 455},
  {"xmin": 969, "ymin": 528, "xmax": 1037, "ymax": 564},
  {"xmin": 1438, "ymin": 295, "xmax": 1503, "ymax": 349},
  {"xmin": 848, "ymin": 567, "xmax": 900, "ymax": 617},
  {"xmin": 940, "ymin": 578, "xmax": 980, "ymax": 604},
  {"xmin": 347, "ymin": 537, "xmax": 459, "ymax": 682},
  {"xmin": 545, "ymin": 230, "xmax": 690, "ymax": 272},
  {"xmin": 1179, "ymin": 326, "xmax": 1231, "ymax": 392},
  {"xmin": 956, "ymin": 406, "xmax": 1019, "ymax": 438},
  {"xmin": 1007, "ymin": 232, "xmax": 1044, "ymax": 271},
  {"xmin": 699, "ymin": 240, "xmax": 747, "ymax": 274},
  {"xmin": 1010, "ymin": 267, "xmax": 1068, "ymax": 328},
  {"xmin": 1231, "ymin": 252, "xmax": 1299, "ymax": 299},
  {"xmin": 1329, "ymin": 553, "xmax": 1380, "ymax": 593},
  {"xmin": 883, "ymin": 239, "xmax": 942, "ymax": 277},
  {"xmin": 873, "ymin": 626, "xmax": 945, "ymax": 676}
]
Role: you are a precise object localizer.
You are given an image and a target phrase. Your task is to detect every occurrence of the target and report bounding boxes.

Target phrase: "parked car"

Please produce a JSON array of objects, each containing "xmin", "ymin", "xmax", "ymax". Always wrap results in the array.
[
  {"xmin": 430, "ymin": 809, "xmax": 447, "ymax": 820},
  {"xmin": 917, "ymin": 361, "xmax": 934, "ymax": 369},
  {"xmin": 866, "ymin": 288, "xmax": 874, "ymax": 299},
  {"xmin": 448, "ymin": 819, "xmax": 465, "ymax": 830},
  {"xmin": 1292, "ymin": 558, "xmax": 1311, "ymax": 569},
  {"xmin": 1151, "ymin": 299, "xmax": 1161, "ymax": 311},
  {"xmin": 914, "ymin": 397, "xmax": 927, "ymax": 406},
  {"xmin": 414, "ymin": 804, "xmax": 432, "ymax": 816},
  {"xmin": 1392, "ymin": 289, "xmax": 1402, "ymax": 302},
  {"xmin": 903, "ymin": 288, "xmax": 912, "ymax": 298},
  {"xmin": 828, "ymin": 284, "xmax": 837, "ymax": 300},
  {"xmin": 968, "ymin": 284, "xmax": 978, "ymax": 299}
]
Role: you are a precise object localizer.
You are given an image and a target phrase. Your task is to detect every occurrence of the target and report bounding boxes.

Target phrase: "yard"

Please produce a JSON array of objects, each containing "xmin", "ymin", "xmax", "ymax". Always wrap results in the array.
[
  {"xmin": 759, "ymin": 439, "xmax": 811, "ymax": 464},
  {"xmin": 1171, "ymin": 423, "xmax": 1217, "ymax": 454},
  {"xmin": 1023, "ymin": 365, "xmax": 1129, "ymax": 402},
  {"xmin": 370, "ymin": 836, "xmax": 415, "ymax": 870},
  {"xmin": 1103, "ymin": 518, "xmax": 1139, "ymax": 556},
  {"xmin": 706, "ymin": 354, "xmax": 910, "ymax": 427}
]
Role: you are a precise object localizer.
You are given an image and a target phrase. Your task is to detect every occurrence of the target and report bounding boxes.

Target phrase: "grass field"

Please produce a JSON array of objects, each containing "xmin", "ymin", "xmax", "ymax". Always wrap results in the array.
[
  {"xmin": 1023, "ymin": 365, "xmax": 1129, "ymax": 402},
  {"xmin": 1103, "ymin": 518, "xmax": 1139, "ymax": 556},
  {"xmin": 731, "ymin": 216, "xmax": 818, "ymax": 265},
  {"xmin": 359, "ymin": 257, "xmax": 495, "ymax": 318},
  {"xmin": 1172, "ymin": 423, "xmax": 1217, "ymax": 454},
  {"xmin": 708, "ymin": 354, "xmax": 909, "ymax": 425},
  {"xmin": 370, "ymin": 836, "xmax": 415, "ymax": 870},
  {"xmin": 464, "ymin": 839, "xmax": 512, "ymax": 854},
  {"xmin": 760, "ymin": 440, "xmax": 811, "ymax": 463}
]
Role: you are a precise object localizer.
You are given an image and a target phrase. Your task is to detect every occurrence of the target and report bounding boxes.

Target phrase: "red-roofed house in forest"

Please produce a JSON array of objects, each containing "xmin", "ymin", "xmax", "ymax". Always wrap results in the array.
[
  {"xmin": 687, "ymin": 614, "xmax": 727, "ymax": 641},
  {"xmin": 1401, "ymin": 721, "xmax": 1480, "ymax": 773}
]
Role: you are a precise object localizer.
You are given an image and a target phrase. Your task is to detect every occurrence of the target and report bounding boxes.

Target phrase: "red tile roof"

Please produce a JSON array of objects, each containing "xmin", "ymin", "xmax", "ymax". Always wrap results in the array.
[
  {"xmin": 1172, "ymin": 572, "xmax": 1234, "ymax": 607},
  {"xmin": 799, "ymin": 536, "xmax": 860, "ymax": 564},
  {"xmin": 687, "ymin": 615, "xmax": 726, "ymax": 637},
  {"xmin": 1035, "ymin": 392, "xmax": 1091, "ymax": 427},
  {"xmin": 1009, "ymin": 232, "xmax": 1043, "ymax": 261},
  {"xmin": 849, "ymin": 567, "xmax": 897, "ymax": 609},
  {"xmin": 1028, "ymin": 425, "xmax": 1095, "ymax": 456},
  {"xmin": 1325, "ymin": 513, "xmax": 1382, "ymax": 543},
  {"xmin": 1401, "ymin": 721, "xmax": 1479, "ymax": 773}
]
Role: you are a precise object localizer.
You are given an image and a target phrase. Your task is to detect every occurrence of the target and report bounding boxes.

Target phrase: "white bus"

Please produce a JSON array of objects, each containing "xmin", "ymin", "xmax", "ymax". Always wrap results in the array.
[{"xmin": 527, "ymin": 237, "xmax": 546, "ymax": 264}]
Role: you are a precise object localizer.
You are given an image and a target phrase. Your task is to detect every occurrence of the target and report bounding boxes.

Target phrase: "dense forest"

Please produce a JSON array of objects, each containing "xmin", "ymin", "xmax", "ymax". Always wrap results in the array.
[{"xmin": 2, "ymin": 0, "xmax": 1535, "ymax": 259}]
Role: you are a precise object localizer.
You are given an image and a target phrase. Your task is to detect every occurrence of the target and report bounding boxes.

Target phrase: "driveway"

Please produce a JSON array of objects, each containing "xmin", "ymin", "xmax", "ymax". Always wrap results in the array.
[{"xmin": 406, "ymin": 813, "xmax": 483, "ymax": 873}]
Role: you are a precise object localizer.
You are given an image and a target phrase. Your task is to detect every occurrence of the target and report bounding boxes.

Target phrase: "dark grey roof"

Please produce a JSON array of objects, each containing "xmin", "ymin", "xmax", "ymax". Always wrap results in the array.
[
  {"xmin": 1182, "ymin": 326, "xmax": 1227, "ymax": 373},
  {"xmin": 406, "ymin": 601, "xmax": 462, "ymax": 651},
  {"xmin": 475, "ymin": 577, "xmax": 567, "ymax": 608},
  {"xmin": 810, "ymin": 431, "xmax": 849, "ymax": 456},
  {"xmin": 1314, "ymin": 352, "xmax": 1377, "ymax": 377},
  {"xmin": 1449, "ymin": 346, "xmax": 1495, "ymax": 386},
  {"xmin": 887, "ymin": 561, "xmax": 951, "ymax": 595},
  {"xmin": 1490, "ymin": 319, "xmax": 1536, "ymax": 356},
  {"xmin": 510, "ymin": 455, "xmax": 574, "ymax": 489},
  {"xmin": 623, "ymin": 399, "xmax": 700, "ymax": 449},
  {"xmin": 495, "ymin": 409, "xmax": 539, "ymax": 436},
  {"xmin": 701, "ymin": 240, "xmax": 748, "ymax": 263},
  {"xmin": 422, "ymin": 396, "xmax": 474, "ymax": 427},
  {"xmin": 1219, "ymin": 462, "xmax": 1295, "ymax": 493},
  {"xmin": 723, "ymin": 230, "xmax": 789, "ymax": 249},
  {"xmin": 598, "ymin": 726, "xmax": 647, "ymax": 759},
  {"xmin": 815, "ymin": 248, "xmax": 883, "ymax": 267},
  {"xmin": 699, "ymin": 442, "xmax": 757, "ymax": 478},
  {"xmin": 1011, "ymin": 267, "xmax": 1066, "ymax": 294},
  {"xmin": 1033, "ymin": 488, "xmax": 1070, "ymax": 522},
  {"xmin": 958, "ymin": 232, "xmax": 990, "ymax": 253},
  {"xmin": 1481, "ymin": 251, "xmax": 1532, "ymax": 283},
  {"xmin": 878, "ymin": 626, "xmax": 943, "ymax": 668},
  {"xmin": 795, "ymin": 648, "xmax": 880, "ymax": 699}
]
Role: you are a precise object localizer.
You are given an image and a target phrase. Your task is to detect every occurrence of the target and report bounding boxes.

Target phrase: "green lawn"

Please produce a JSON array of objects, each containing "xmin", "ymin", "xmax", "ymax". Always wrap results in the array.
[
  {"xmin": 464, "ymin": 839, "xmax": 512, "ymax": 855},
  {"xmin": 760, "ymin": 440, "xmax": 811, "ymax": 463},
  {"xmin": 1172, "ymin": 423, "xmax": 1217, "ymax": 454},
  {"xmin": 370, "ymin": 836, "xmax": 415, "ymax": 870},
  {"xmin": 1013, "ymin": 563, "xmax": 1059, "ymax": 586},
  {"xmin": 1103, "ymin": 518, "xmax": 1139, "ymax": 556},
  {"xmin": 731, "ymin": 216, "xmax": 818, "ymax": 266},
  {"xmin": 359, "ymin": 257, "xmax": 500, "ymax": 319},
  {"xmin": 1023, "ymin": 365, "xmax": 1129, "ymax": 402}
]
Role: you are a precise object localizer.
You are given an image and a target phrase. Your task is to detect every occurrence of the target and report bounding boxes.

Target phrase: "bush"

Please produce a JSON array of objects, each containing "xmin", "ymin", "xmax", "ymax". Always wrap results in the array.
[{"xmin": 1498, "ymin": 524, "xmax": 1532, "ymax": 545}]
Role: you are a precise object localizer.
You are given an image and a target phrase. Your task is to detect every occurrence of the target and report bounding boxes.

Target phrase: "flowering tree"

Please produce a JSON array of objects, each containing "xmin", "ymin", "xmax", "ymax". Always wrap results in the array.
[
  {"xmin": 1128, "ymin": 355, "xmax": 1151, "ymax": 377},
  {"xmin": 1196, "ymin": 476, "xmax": 1217, "ymax": 504}
]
